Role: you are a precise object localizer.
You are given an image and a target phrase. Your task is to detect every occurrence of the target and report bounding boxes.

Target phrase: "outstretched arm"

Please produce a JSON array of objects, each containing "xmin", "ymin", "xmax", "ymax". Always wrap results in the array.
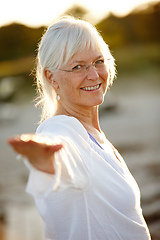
[{"xmin": 7, "ymin": 134, "xmax": 63, "ymax": 174}]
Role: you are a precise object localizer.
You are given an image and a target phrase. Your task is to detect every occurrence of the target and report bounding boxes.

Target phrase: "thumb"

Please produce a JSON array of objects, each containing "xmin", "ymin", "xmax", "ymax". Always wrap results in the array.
[{"xmin": 45, "ymin": 144, "xmax": 63, "ymax": 154}]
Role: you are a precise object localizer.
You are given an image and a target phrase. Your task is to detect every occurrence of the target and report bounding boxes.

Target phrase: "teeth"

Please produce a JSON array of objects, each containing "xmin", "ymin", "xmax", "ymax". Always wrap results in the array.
[{"xmin": 82, "ymin": 84, "xmax": 100, "ymax": 91}]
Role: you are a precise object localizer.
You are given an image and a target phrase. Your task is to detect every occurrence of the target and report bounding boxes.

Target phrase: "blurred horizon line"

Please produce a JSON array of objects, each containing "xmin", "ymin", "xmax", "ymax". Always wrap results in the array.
[{"xmin": 1, "ymin": 0, "xmax": 159, "ymax": 28}]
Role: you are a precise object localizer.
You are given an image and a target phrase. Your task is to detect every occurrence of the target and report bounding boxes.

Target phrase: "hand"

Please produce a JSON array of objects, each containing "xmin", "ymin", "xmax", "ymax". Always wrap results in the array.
[{"xmin": 7, "ymin": 134, "xmax": 63, "ymax": 174}]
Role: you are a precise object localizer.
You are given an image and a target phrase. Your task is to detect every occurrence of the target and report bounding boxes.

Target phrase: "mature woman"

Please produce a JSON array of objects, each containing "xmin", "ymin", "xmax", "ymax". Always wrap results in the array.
[{"xmin": 8, "ymin": 17, "xmax": 151, "ymax": 240}]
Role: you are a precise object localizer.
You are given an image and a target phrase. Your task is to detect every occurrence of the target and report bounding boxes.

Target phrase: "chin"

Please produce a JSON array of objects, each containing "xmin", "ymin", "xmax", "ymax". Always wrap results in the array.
[
  {"xmin": 89, "ymin": 98, "xmax": 104, "ymax": 107},
  {"xmin": 97, "ymin": 95, "xmax": 104, "ymax": 104}
]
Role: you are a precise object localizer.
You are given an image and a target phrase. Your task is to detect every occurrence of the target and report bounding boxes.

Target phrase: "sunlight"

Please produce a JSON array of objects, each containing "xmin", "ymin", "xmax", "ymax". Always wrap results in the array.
[
  {"xmin": 0, "ymin": 0, "xmax": 159, "ymax": 27},
  {"xmin": 80, "ymin": 0, "xmax": 160, "ymax": 23}
]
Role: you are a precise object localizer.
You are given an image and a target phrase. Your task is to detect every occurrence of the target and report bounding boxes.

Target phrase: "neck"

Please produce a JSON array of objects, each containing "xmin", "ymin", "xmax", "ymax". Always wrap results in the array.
[{"xmin": 55, "ymin": 103, "xmax": 101, "ymax": 133}]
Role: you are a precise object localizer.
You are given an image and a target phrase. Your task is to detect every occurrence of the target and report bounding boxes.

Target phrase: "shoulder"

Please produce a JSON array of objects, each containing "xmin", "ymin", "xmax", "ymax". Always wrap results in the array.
[{"xmin": 36, "ymin": 115, "xmax": 88, "ymax": 141}]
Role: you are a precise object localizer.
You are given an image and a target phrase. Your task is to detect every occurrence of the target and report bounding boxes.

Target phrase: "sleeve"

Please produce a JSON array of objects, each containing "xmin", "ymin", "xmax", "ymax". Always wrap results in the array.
[{"xmin": 25, "ymin": 133, "xmax": 91, "ymax": 197}]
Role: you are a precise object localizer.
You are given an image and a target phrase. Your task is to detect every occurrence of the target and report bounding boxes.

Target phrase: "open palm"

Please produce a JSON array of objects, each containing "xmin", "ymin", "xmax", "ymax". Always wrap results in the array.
[{"xmin": 8, "ymin": 134, "xmax": 63, "ymax": 174}]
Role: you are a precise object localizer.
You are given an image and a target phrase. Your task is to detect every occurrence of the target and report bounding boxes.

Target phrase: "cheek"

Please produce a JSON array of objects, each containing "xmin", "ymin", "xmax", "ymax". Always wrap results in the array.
[
  {"xmin": 58, "ymin": 76, "xmax": 77, "ymax": 98},
  {"xmin": 101, "ymin": 69, "xmax": 109, "ymax": 84},
  {"xmin": 100, "ymin": 70, "xmax": 109, "ymax": 95}
]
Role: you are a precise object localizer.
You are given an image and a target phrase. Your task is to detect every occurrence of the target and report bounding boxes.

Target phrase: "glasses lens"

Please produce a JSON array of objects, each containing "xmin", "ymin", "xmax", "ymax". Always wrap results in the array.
[{"xmin": 72, "ymin": 65, "xmax": 86, "ymax": 74}]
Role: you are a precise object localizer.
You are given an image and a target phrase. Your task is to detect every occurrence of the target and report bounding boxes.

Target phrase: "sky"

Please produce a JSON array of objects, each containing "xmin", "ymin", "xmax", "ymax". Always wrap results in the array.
[{"xmin": 0, "ymin": 0, "xmax": 159, "ymax": 27}]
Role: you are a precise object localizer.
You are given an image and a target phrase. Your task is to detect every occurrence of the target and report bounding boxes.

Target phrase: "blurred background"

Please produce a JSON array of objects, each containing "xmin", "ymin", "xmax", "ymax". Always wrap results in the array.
[{"xmin": 0, "ymin": 0, "xmax": 160, "ymax": 239}]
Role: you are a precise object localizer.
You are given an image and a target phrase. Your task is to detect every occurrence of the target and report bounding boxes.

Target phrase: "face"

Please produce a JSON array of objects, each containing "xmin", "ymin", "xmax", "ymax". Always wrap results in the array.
[{"xmin": 53, "ymin": 46, "xmax": 109, "ymax": 112}]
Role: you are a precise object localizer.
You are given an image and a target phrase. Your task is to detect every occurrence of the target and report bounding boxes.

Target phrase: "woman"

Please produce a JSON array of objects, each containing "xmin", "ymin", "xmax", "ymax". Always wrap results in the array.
[{"xmin": 8, "ymin": 17, "xmax": 151, "ymax": 239}]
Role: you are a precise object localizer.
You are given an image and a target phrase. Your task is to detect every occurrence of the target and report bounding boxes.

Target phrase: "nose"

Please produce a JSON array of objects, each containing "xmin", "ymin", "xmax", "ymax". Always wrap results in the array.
[{"xmin": 86, "ymin": 65, "xmax": 99, "ymax": 80}]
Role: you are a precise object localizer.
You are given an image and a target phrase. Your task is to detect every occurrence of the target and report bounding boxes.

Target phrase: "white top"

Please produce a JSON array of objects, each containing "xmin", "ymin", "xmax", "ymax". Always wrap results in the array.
[{"xmin": 25, "ymin": 115, "xmax": 151, "ymax": 240}]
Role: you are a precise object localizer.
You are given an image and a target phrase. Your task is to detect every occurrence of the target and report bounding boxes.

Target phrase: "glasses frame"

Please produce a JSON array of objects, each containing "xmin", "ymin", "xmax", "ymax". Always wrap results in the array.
[{"xmin": 58, "ymin": 58, "xmax": 111, "ymax": 73}]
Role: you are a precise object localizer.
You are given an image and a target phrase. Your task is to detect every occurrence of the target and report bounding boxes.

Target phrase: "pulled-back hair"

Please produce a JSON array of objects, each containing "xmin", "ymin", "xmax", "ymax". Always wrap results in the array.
[{"xmin": 35, "ymin": 16, "xmax": 116, "ymax": 122}]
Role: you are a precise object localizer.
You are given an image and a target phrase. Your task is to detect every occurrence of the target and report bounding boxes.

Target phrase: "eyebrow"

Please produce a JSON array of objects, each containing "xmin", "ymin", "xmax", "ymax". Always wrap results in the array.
[{"xmin": 70, "ymin": 55, "xmax": 104, "ymax": 65}]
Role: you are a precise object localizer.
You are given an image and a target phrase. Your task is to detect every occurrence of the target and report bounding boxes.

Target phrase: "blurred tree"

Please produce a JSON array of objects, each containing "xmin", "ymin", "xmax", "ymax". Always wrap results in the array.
[
  {"xmin": 64, "ymin": 5, "xmax": 88, "ymax": 18},
  {"xmin": 0, "ymin": 2, "xmax": 159, "ymax": 71},
  {"xmin": 0, "ymin": 24, "xmax": 44, "ymax": 61},
  {"xmin": 0, "ymin": 5, "xmax": 88, "ymax": 62},
  {"xmin": 96, "ymin": 2, "xmax": 160, "ymax": 48}
]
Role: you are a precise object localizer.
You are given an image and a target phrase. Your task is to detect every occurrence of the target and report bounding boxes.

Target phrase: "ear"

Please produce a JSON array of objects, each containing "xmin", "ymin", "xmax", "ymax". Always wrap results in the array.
[{"xmin": 44, "ymin": 69, "xmax": 59, "ymax": 90}]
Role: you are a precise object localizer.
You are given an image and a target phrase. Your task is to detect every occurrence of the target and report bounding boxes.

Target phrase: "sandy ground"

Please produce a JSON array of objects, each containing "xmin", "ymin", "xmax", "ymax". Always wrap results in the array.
[{"xmin": 0, "ymin": 74, "xmax": 160, "ymax": 239}]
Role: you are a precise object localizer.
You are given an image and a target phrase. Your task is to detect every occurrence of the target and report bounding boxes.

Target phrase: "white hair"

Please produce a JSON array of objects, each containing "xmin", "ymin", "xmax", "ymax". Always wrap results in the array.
[{"xmin": 35, "ymin": 16, "xmax": 116, "ymax": 122}]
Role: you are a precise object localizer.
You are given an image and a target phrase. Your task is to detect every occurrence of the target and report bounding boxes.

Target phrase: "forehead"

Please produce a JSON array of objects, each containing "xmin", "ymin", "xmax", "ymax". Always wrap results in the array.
[{"xmin": 68, "ymin": 46, "xmax": 103, "ymax": 64}]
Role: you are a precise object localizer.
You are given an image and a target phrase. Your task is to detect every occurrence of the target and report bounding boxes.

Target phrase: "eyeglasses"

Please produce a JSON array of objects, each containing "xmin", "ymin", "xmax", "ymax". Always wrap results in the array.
[{"xmin": 58, "ymin": 58, "xmax": 111, "ymax": 75}]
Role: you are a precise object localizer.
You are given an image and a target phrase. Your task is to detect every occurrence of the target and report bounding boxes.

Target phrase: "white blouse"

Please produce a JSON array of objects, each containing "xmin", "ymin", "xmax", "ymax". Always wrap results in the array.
[{"xmin": 25, "ymin": 115, "xmax": 151, "ymax": 240}]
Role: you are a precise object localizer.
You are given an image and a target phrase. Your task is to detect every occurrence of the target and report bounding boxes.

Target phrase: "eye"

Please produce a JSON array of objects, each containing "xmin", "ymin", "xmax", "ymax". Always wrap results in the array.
[
  {"xmin": 72, "ymin": 65, "xmax": 84, "ymax": 72},
  {"xmin": 95, "ymin": 59, "xmax": 104, "ymax": 65}
]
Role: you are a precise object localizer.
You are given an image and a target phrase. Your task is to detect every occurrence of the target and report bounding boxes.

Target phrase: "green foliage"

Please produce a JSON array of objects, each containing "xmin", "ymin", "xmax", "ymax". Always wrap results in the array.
[
  {"xmin": 0, "ymin": 24, "xmax": 45, "ymax": 61},
  {"xmin": 114, "ymin": 43, "xmax": 160, "ymax": 75},
  {"xmin": 0, "ymin": 2, "xmax": 159, "ymax": 78},
  {"xmin": 64, "ymin": 5, "xmax": 88, "ymax": 18},
  {"xmin": 96, "ymin": 2, "xmax": 160, "ymax": 48}
]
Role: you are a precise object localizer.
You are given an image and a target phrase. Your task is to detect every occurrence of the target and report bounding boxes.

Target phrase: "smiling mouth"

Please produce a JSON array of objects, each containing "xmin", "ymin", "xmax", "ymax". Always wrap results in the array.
[{"xmin": 81, "ymin": 84, "xmax": 101, "ymax": 91}]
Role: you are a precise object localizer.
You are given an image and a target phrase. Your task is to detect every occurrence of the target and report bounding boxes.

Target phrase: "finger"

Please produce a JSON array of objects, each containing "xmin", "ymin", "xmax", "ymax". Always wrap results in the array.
[
  {"xmin": 8, "ymin": 136, "xmax": 63, "ymax": 156},
  {"xmin": 7, "ymin": 136, "xmax": 36, "ymax": 155},
  {"xmin": 7, "ymin": 136, "xmax": 21, "ymax": 144},
  {"xmin": 8, "ymin": 134, "xmax": 37, "ymax": 145},
  {"xmin": 45, "ymin": 144, "xmax": 63, "ymax": 153}
]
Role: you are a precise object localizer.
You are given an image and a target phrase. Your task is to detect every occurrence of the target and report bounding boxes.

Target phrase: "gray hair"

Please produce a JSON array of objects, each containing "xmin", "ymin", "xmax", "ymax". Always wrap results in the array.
[{"xmin": 35, "ymin": 16, "xmax": 116, "ymax": 122}]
